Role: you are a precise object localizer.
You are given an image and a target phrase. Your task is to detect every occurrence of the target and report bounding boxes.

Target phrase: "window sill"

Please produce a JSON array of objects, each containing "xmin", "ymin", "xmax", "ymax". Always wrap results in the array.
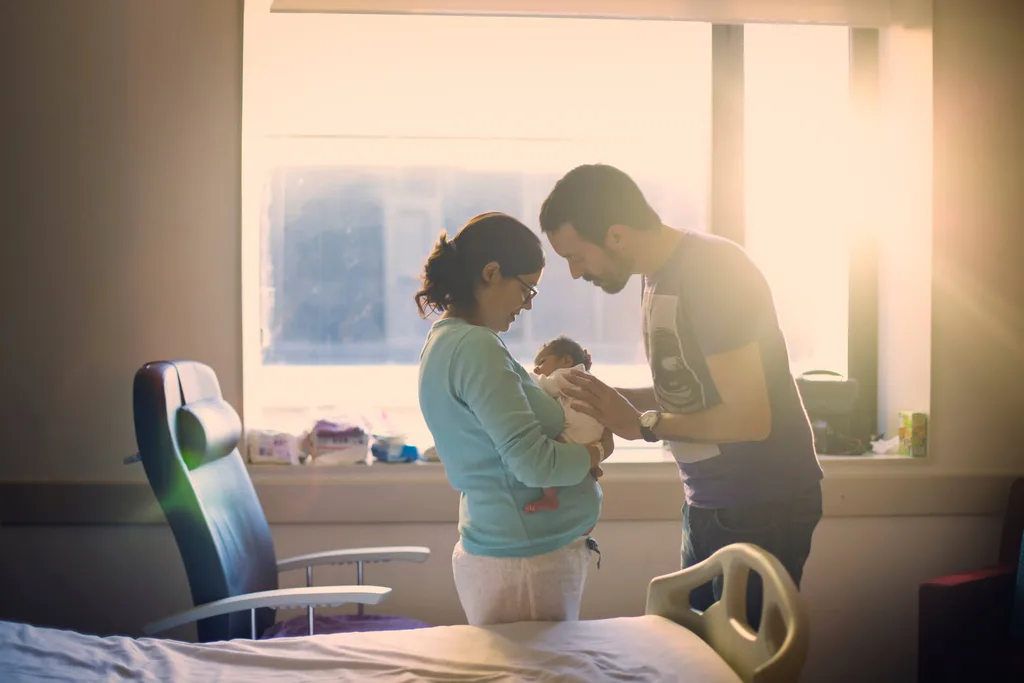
[
  {"xmin": 0, "ymin": 465, "xmax": 1013, "ymax": 525},
  {"xmin": 239, "ymin": 452, "xmax": 1010, "ymax": 524},
  {"xmin": 245, "ymin": 449, "xmax": 926, "ymax": 481}
]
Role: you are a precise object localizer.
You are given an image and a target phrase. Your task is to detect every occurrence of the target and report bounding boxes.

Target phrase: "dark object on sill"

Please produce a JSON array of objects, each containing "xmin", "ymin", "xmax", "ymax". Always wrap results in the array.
[
  {"xmin": 797, "ymin": 370, "xmax": 862, "ymax": 455},
  {"xmin": 809, "ymin": 419, "xmax": 865, "ymax": 456}
]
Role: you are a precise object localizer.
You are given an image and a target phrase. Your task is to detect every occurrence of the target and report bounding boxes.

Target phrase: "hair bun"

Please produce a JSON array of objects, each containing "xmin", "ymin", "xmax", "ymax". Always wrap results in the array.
[{"xmin": 414, "ymin": 212, "xmax": 545, "ymax": 319}]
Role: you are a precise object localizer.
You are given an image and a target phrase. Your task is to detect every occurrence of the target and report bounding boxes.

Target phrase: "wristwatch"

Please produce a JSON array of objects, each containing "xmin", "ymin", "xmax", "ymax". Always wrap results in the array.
[{"xmin": 639, "ymin": 410, "xmax": 662, "ymax": 443}]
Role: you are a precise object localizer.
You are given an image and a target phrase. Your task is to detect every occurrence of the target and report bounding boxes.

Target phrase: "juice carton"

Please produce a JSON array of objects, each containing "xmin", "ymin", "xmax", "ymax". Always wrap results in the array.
[{"xmin": 897, "ymin": 411, "xmax": 927, "ymax": 457}]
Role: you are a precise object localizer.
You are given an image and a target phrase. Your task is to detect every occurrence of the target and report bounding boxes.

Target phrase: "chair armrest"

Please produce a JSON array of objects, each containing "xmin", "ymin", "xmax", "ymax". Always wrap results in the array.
[
  {"xmin": 277, "ymin": 546, "xmax": 431, "ymax": 573},
  {"xmin": 919, "ymin": 563, "xmax": 1016, "ymax": 683},
  {"xmin": 922, "ymin": 563, "xmax": 1015, "ymax": 589},
  {"xmin": 142, "ymin": 585, "xmax": 390, "ymax": 636}
]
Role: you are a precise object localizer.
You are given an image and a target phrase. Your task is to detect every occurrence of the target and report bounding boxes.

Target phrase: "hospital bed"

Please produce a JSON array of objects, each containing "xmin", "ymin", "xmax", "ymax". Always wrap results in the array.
[{"xmin": 0, "ymin": 542, "xmax": 808, "ymax": 683}]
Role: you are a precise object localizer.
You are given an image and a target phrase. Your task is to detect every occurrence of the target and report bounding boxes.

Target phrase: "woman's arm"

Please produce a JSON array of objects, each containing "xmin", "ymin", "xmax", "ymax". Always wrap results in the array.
[{"xmin": 452, "ymin": 329, "xmax": 606, "ymax": 488}]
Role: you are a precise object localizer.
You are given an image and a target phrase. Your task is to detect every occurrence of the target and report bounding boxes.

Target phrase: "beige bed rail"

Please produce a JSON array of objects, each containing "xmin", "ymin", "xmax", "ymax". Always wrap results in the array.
[{"xmin": 645, "ymin": 543, "xmax": 809, "ymax": 683}]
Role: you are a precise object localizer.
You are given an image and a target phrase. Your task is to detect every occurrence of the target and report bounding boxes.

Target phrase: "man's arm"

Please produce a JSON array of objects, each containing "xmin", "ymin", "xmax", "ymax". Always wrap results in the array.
[
  {"xmin": 564, "ymin": 343, "xmax": 771, "ymax": 444},
  {"xmin": 650, "ymin": 342, "xmax": 771, "ymax": 444},
  {"xmin": 615, "ymin": 387, "xmax": 658, "ymax": 412},
  {"xmin": 653, "ymin": 238, "xmax": 774, "ymax": 443},
  {"xmin": 566, "ymin": 239, "xmax": 775, "ymax": 444}
]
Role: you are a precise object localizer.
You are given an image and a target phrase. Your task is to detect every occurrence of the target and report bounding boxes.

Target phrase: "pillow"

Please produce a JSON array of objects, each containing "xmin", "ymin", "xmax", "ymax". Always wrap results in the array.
[{"xmin": 176, "ymin": 398, "xmax": 242, "ymax": 469}]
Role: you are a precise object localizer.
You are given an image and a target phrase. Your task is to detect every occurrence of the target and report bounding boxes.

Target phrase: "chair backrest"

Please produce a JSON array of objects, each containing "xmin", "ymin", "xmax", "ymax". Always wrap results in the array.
[
  {"xmin": 133, "ymin": 360, "xmax": 278, "ymax": 641},
  {"xmin": 1004, "ymin": 478, "xmax": 1024, "ymax": 639},
  {"xmin": 999, "ymin": 478, "xmax": 1024, "ymax": 566}
]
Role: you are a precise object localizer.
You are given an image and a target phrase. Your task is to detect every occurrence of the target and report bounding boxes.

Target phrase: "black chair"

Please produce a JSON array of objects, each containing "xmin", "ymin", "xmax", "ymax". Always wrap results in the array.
[{"xmin": 132, "ymin": 360, "xmax": 431, "ymax": 641}]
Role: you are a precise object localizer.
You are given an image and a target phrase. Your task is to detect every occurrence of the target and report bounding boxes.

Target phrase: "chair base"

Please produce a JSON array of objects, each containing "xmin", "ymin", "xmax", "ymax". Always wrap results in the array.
[{"xmin": 261, "ymin": 613, "xmax": 431, "ymax": 639}]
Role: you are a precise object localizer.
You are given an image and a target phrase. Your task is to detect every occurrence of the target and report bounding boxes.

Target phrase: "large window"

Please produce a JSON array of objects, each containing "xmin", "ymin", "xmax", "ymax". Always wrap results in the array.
[
  {"xmin": 243, "ymin": 6, "xmax": 872, "ymax": 456},
  {"xmin": 245, "ymin": 12, "xmax": 711, "ymax": 448}
]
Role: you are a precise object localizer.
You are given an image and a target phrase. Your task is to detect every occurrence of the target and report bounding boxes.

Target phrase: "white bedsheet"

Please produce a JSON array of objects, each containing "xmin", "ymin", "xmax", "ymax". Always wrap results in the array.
[{"xmin": 0, "ymin": 615, "xmax": 742, "ymax": 682}]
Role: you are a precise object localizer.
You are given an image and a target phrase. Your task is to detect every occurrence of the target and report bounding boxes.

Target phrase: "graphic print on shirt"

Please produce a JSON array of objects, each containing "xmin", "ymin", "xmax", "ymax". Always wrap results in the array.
[{"xmin": 643, "ymin": 292, "xmax": 707, "ymax": 414}]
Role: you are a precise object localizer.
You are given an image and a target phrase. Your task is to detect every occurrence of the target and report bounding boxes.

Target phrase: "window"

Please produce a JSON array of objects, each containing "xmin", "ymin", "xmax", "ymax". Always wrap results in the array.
[
  {"xmin": 244, "ymin": 11, "xmax": 711, "ymax": 451},
  {"xmin": 243, "ymin": 6, "xmax": 880, "ymax": 457},
  {"xmin": 743, "ymin": 24, "xmax": 853, "ymax": 376}
]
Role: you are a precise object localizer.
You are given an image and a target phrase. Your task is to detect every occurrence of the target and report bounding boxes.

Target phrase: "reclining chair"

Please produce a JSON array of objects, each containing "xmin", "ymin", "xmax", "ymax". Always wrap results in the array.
[{"xmin": 132, "ymin": 360, "xmax": 431, "ymax": 641}]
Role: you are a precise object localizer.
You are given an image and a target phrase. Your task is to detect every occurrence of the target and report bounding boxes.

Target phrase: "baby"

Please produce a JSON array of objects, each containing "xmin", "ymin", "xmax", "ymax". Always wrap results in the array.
[{"xmin": 526, "ymin": 335, "xmax": 605, "ymax": 513}]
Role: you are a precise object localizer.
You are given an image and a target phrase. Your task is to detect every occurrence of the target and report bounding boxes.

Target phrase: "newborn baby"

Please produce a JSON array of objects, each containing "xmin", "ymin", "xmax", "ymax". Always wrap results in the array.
[{"xmin": 526, "ymin": 335, "xmax": 605, "ymax": 513}]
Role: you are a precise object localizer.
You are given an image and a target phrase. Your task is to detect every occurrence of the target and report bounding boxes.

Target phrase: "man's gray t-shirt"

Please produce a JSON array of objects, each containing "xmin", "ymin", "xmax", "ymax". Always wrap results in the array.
[{"xmin": 642, "ymin": 231, "xmax": 823, "ymax": 508}]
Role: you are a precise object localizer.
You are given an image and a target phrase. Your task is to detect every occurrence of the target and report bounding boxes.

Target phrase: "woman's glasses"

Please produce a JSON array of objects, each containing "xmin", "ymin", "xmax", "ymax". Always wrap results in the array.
[{"xmin": 515, "ymin": 276, "xmax": 538, "ymax": 305}]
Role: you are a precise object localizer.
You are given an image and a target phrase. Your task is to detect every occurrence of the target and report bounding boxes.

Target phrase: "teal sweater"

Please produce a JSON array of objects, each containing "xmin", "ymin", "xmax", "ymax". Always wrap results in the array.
[{"xmin": 418, "ymin": 318, "xmax": 602, "ymax": 558}]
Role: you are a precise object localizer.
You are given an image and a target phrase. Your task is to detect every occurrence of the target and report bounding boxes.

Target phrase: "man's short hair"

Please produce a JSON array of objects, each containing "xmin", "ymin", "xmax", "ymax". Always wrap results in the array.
[{"xmin": 539, "ymin": 164, "xmax": 661, "ymax": 244}]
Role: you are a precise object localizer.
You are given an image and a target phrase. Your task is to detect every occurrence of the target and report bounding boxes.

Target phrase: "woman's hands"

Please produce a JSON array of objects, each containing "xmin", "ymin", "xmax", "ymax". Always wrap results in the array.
[
  {"xmin": 601, "ymin": 427, "xmax": 615, "ymax": 460},
  {"xmin": 586, "ymin": 428, "xmax": 615, "ymax": 470}
]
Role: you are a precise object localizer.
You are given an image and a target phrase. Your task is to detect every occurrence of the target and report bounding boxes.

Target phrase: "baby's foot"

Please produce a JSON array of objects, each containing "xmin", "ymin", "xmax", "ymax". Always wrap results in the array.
[{"xmin": 524, "ymin": 496, "xmax": 560, "ymax": 513}]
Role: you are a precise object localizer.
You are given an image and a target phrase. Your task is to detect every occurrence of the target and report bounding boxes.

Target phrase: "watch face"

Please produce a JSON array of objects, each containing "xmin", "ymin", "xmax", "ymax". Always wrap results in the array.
[{"xmin": 640, "ymin": 411, "xmax": 659, "ymax": 428}]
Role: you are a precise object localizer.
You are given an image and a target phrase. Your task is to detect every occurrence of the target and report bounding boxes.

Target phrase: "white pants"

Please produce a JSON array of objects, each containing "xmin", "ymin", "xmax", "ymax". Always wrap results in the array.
[{"xmin": 451, "ymin": 538, "xmax": 592, "ymax": 626}]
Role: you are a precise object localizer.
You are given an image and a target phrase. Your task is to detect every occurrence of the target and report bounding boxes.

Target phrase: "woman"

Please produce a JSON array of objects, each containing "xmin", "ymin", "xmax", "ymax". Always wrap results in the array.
[{"xmin": 416, "ymin": 211, "xmax": 614, "ymax": 626}]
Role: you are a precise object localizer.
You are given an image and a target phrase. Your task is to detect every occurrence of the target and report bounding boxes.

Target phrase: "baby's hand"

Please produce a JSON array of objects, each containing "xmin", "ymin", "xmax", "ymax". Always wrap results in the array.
[{"xmin": 590, "ymin": 466, "xmax": 604, "ymax": 481}]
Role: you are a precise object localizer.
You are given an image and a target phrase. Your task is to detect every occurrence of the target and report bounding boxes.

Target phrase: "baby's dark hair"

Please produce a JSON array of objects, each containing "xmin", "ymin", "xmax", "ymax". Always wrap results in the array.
[
  {"xmin": 415, "ymin": 212, "xmax": 545, "ymax": 317},
  {"xmin": 537, "ymin": 335, "xmax": 592, "ymax": 371}
]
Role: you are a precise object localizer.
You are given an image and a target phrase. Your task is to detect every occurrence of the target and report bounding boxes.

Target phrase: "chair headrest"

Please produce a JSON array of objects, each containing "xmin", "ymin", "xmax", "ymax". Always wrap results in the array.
[{"xmin": 176, "ymin": 398, "xmax": 242, "ymax": 469}]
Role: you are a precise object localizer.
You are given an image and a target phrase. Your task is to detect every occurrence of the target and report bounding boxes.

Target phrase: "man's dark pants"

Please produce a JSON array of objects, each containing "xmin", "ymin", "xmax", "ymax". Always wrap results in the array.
[{"xmin": 682, "ymin": 483, "xmax": 823, "ymax": 629}]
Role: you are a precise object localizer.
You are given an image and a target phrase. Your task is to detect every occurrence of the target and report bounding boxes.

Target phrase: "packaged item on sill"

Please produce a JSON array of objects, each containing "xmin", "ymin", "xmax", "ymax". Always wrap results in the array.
[
  {"xmin": 306, "ymin": 418, "xmax": 370, "ymax": 466},
  {"xmin": 897, "ymin": 411, "xmax": 927, "ymax": 457},
  {"xmin": 247, "ymin": 430, "xmax": 302, "ymax": 466},
  {"xmin": 370, "ymin": 435, "xmax": 418, "ymax": 464}
]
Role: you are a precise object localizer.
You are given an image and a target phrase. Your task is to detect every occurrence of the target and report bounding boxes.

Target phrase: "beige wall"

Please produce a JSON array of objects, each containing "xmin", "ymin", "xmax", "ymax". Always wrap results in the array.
[
  {"xmin": 930, "ymin": 0, "xmax": 1024, "ymax": 474},
  {"xmin": 0, "ymin": 1, "xmax": 1022, "ymax": 683},
  {"xmin": 0, "ymin": 0, "xmax": 243, "ymax": 482}
]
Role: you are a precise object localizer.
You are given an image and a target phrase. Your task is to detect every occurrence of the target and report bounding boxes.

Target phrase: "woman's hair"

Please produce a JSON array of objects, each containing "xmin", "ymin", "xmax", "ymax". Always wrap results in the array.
[
  {"xmin": 538, "ymin": 335, "xmax": 592, "ymax": 371},
  {"xmin": 415, "ymin": 212, "xmax": 546, "ymax": 317}
]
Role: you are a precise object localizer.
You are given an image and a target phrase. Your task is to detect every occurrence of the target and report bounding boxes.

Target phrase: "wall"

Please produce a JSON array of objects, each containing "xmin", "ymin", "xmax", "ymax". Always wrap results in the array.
[
  {"xmin": 0, "ymin": 1, "xmax": 1022, "ymax": 683},
  {"xmin": 0, "ymin": 0, "xmax": 243, "ymax": 483},
  {"xmin": 929, "ymin": 0, "xmax": 1024, "ymax": 474}
]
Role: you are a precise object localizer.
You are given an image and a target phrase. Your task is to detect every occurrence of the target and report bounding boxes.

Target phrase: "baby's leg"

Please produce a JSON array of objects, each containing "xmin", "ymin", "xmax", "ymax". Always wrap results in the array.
[{"xmin": 524, "ymin": 487, "xmax": 560, "ymax": 513}]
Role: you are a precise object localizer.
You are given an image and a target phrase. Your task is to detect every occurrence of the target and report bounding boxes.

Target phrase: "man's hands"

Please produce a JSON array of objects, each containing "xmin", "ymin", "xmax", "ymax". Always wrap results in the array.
[{"xmin": 564, "ymin": 370, "xmax": 643, "ymax": 441}]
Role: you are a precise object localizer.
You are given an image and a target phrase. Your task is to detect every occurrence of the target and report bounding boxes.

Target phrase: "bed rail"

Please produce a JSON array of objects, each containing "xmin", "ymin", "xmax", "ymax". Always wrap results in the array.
[{"xmin": 645, "ymin": 542, "xmax": 808, "ymax": 683}]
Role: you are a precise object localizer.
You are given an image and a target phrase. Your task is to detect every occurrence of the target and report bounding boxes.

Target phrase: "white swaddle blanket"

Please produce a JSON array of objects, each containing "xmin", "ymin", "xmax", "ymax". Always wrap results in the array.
[{"xmin": 531, "ymin": 364, "xmax": 605, "ymax": 445}]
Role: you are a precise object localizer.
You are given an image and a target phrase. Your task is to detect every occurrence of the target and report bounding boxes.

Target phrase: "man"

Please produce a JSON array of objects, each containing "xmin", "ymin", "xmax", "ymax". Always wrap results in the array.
[{"xmin": 539, "ymin": 163, "xmax": 823, "ymax": 627}]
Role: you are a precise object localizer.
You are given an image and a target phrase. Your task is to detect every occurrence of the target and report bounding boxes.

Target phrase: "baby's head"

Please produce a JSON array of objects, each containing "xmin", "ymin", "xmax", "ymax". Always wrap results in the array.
[{"xmin": 533, "ymin": 336, "xmax": 592, "ymax": 377}]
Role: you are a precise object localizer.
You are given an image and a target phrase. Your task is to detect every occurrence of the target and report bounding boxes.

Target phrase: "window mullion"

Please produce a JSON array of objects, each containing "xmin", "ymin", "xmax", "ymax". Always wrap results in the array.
[
  {"xmin": 709, "ymin": 24, "xmax": 745, "ymax": 245},
  {"xmin": 848, "ymin": 27, "xmax": 881, "ymax": 441}
]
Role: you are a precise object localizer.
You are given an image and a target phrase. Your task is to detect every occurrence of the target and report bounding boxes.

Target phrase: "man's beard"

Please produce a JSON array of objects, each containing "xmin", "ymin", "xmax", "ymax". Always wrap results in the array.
[
  {"xmin": 584, "ymin": 252, "xmax": 632, "ymax": 294},
  {"xmin": 593, "ymin": 276, "xmax": 630, "ymax": 294}
]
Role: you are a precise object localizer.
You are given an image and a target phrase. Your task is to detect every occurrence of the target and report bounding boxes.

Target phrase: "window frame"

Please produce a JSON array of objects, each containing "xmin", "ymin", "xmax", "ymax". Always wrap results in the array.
[
  {"xmin": 709, "ymin": 23, "xmax": 882, "ymax": 446},
  {"xmin": 241, "ymin": 10, "xmax": 884, "ymax": 454}
]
